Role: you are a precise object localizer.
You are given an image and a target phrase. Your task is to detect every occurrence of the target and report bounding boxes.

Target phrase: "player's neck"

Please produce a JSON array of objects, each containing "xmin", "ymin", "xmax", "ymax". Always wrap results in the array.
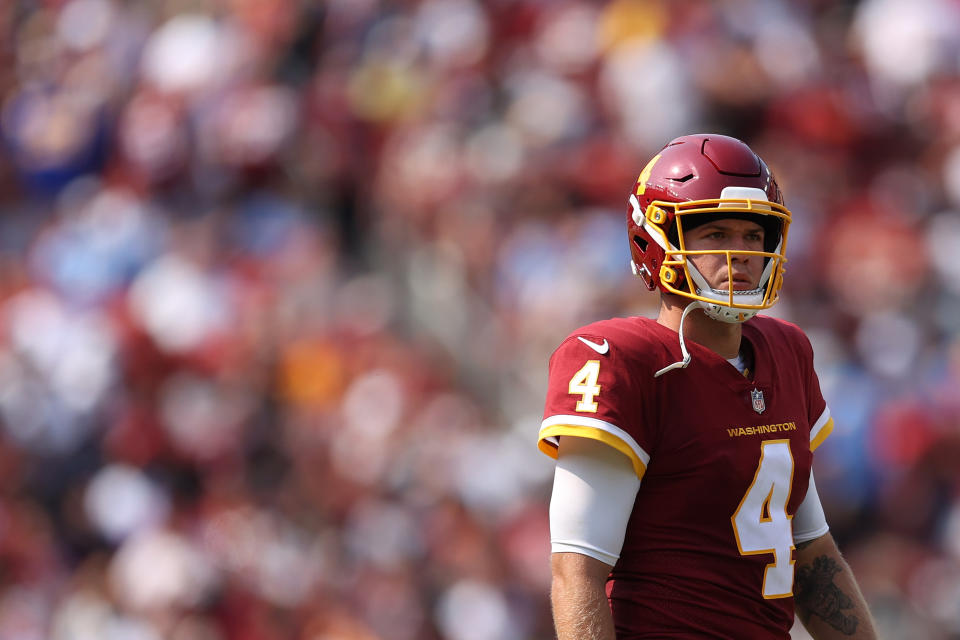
[{"xmin": 657, "ymin": 295, "xmax": 742, "ymax": 360}]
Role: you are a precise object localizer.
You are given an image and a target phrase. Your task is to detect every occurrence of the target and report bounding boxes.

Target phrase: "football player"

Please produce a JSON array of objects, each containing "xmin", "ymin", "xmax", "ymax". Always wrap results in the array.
[{"xmin": 539, "ymin": 134, "xmax": 878, "ymax": 639}]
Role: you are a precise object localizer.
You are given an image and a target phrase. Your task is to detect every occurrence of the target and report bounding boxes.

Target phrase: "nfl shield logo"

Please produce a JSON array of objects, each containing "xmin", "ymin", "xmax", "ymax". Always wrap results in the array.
[{"xmin": 750, "ymin": 388, "xmax": 766, "ymax": 414}]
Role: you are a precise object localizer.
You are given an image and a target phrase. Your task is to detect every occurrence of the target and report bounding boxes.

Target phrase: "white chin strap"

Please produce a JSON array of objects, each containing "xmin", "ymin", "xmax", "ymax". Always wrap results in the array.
[{"xmin": 654, "ymin": 301, "xmax": 703, "ymax": 377}]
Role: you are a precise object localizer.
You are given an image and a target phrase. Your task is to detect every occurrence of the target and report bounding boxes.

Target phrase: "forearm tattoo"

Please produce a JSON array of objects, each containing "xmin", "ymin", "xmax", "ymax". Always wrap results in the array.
[{"xmin": 794, "ymin": 555, "xmax": 860, "ymax": 635}]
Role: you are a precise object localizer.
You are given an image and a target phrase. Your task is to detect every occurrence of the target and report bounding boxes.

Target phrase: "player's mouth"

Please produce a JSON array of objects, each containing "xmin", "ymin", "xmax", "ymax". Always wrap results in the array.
[{"xmin": 718, "ymin": 277, "xmax": 756, "ymax": 291}]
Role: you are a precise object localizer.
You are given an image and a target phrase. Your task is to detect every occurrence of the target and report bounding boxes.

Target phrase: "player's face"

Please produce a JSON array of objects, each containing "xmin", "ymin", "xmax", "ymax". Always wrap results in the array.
[{"xmin": 684, "ymin": 218, "xmax": 766, "ymax": 291}]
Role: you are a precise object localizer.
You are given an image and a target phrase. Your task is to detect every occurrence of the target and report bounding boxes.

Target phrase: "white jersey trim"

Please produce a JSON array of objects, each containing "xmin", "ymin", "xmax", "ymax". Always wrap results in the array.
[
  {"xmin": 810, "ymin": 407, "xmax": 831, "ymax": 440},
  {"xmin": 809, "ymin": 406, "xmax": 834, "ymax": 451},
  {"xmin": 539, "ymin": 414, "xmax": 651, "ymax": 468}
]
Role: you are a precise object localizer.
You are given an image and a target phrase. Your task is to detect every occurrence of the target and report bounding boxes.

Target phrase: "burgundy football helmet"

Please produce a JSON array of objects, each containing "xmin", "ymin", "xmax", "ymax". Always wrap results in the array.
[{"xmin": 627, "ymin": 134, "xmax": 792, "ymax": 323}]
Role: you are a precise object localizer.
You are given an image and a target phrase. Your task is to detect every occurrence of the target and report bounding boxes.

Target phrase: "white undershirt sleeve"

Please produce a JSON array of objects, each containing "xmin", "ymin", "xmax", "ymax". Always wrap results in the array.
[
  {"xmin": 792, "ymin": 469, "xmax": 830, "ymax": 544},
  {"xmin": 549, "ymin": 436, "xmax": 642, "ymax": 566}
]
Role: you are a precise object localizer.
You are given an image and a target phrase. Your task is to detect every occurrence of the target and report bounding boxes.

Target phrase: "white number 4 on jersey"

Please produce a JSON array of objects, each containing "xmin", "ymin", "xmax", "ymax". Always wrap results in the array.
[
  {"xmin": 568, "ymin": 360, "xmax": 601, "ymax": 412},
  {"xmin": 731, "ymin": 440, "xmax": 796, "ymax": 598}
]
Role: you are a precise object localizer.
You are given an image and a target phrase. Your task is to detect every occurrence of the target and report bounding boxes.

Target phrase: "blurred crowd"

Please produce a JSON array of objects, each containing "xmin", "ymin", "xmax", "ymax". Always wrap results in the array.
[{"xmin": 0, "ymin": 0, "xmax": 958, "ymax": 638}]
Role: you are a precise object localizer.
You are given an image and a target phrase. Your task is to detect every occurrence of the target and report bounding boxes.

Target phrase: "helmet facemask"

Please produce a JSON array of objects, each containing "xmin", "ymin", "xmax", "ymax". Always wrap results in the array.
[{"xmin": 631, "ymin": 186, "xmax": 791, "ymax": 324}]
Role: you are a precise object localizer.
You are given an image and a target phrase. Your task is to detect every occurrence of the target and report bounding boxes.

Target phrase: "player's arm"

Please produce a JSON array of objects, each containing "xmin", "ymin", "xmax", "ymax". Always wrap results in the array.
[
  {"xmin": 552, "ymin": 552, "xmax": 615, "ymax": 640},
  {"xmin": 794, "ymin": 532, "xmax": 878, "ymax": 639},
  {"xmin": 549, "ymin": 436, "xmax": 641, "ymax": 640}
]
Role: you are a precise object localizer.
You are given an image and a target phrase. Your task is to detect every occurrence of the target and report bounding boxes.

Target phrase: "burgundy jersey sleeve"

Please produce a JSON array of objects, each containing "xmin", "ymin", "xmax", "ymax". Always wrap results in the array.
[
  {"xmin": 538, "ymin": 330, "xmax": 653, "ymax": 480},
  {"xmin": 792, "ymin": 326, "xmax": 834, "ymax": 451}
]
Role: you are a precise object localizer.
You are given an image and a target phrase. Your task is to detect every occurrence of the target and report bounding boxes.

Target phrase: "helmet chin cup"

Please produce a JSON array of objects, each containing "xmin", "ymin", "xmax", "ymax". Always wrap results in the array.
[
  {"xmin": 686, "ymin": 261, "xmax": 764, "ymax": 324},
  {"xmin": 700, "ymin": 301, "xmax": 758, "ymax": 324}
]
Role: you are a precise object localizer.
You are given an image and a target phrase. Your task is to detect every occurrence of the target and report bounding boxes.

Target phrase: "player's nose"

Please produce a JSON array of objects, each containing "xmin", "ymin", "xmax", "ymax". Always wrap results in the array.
[{"xmin": 728, "ymin": 233, "xmax": 756, "ymax": 258}]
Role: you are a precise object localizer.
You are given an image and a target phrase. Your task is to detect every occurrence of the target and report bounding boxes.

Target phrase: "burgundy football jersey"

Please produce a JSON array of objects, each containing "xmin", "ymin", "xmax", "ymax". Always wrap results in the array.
[{"xmin": 539, "ymin": 315, "xmax": 834, "ymax": 639}]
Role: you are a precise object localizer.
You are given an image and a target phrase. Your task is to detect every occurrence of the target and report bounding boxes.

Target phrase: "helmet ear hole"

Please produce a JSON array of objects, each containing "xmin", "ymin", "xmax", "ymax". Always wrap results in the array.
[{"xmin": 633, "ymin": 235, "xmax": 648, "ymax": 252}]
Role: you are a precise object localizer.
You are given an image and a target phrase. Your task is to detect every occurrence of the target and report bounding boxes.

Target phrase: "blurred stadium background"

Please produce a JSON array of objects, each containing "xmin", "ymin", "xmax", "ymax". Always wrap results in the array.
[{"xmin": 0, "ymin": 0, "xmax": 958, "ymax": 638}]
